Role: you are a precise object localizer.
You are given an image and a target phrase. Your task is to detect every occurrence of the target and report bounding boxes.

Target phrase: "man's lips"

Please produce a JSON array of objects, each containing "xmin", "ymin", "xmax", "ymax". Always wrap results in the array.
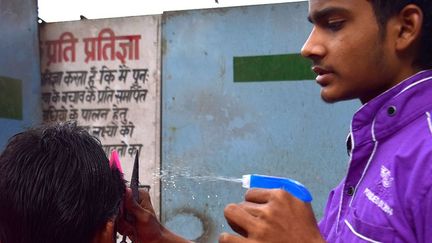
[
  {"xmin": 312, "ymin": 66, "xmax": 334, "ymax": 85},
  {"xmin": 312, "ymin": 66, "xmax": 332, "ymax": 76}
]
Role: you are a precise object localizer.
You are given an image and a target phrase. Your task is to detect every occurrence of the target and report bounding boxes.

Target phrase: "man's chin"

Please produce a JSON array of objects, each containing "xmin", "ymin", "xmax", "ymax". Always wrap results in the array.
[
  {"xmin": 320, "ymin": 93, "xmax": 355, "ymax": 104},
  {"xmin": 320, "ymin": 91, "xmax": 338, "ymax": 103},
  {"xmin": 320, "ymin": 91, "xmax": 346, "ymax": 104},
  {"xmin": 321, "ymin": 97, "xmax": 339, "ymax": 104}
]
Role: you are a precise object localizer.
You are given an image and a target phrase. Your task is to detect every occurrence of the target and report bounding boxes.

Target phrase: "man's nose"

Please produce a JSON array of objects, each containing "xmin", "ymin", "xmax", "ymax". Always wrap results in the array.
[{"xmin": 301, "ymin": 29, "xmax": 326, "ymax": 60}]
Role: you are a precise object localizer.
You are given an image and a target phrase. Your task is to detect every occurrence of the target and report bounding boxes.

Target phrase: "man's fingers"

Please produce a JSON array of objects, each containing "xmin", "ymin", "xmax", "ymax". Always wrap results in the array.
[
  {"xmin": 138, "ymin": 188, "xmax": 151, "ymax": 205},
  {"xmin": 123, "ymin": 188, "xmax": 142, "ymax": 212},
  {"xmin": 237, "ymin": 201, "xmax": 265, "ymax": 217},
  {"xmin": 244, "ymin": 188, "xmax": 272, "ymax": 203},
  {"xmin": 219, "ymin": 232, "xmax": 246, "ymax": 243},
  {"xmin": 224, "ymin": 203, "xmax": 256, "ymax": 234},
  {"xmin": 138, "ymin": 188, "xmax": 156, "ymax": 216},
  {"xmin": 122, "ymin": 188, "xmax": 157, "ymax": 221}
]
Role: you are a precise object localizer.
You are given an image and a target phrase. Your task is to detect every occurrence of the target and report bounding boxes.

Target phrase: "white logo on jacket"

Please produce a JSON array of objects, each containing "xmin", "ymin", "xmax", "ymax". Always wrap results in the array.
[
  {"xmin": 364, "ymin": 188, "xmax": 393, "ymax": 216},
  {"xmin": 380, "ymin": 165, "xmax": 393, "ymax": 188}
]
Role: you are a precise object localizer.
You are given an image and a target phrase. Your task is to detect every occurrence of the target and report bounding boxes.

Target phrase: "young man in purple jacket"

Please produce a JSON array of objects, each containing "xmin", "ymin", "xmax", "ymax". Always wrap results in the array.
[
  {"xmin": 112, "ymin": 0, "xmax": 432, "ymax": 242},
  {"xmin": 219, "ymin": 0, "xmax": 432, "ymax": 242}
]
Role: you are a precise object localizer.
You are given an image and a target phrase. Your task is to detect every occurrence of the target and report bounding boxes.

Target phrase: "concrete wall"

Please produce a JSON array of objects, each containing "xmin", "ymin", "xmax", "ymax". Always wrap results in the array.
[
  {"xmin": 0, "ymin": 0, "xmax": 41, "ymax": 149},
  {"xmin": 161, "ymin": 2, "xmax": 359, "ymax": 242}
]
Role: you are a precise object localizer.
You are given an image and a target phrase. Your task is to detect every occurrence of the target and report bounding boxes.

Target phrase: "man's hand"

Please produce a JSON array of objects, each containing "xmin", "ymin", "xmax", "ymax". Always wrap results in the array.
[
  {"xmin": 117, "ymin": 188, "xmax": 190, "ymax": 243},
  {"xmin": 219, "ymin": 188, "xmax": 325, "ymax": 243}
]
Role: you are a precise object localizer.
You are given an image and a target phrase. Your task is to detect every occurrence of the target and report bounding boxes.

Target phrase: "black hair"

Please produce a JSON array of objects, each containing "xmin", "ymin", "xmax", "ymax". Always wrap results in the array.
[
  {"xmin": 0, "ymin": 121, "xmax": 126, "ymax": 243},
  {"xmin": 369, "ymin": 0, "xmax": 432, "ymax": 69}
]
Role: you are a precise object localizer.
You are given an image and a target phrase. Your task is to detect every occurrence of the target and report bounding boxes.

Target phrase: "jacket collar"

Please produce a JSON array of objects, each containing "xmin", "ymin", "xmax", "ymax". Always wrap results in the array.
[{"xmin": 351, "ymin": 70, "xmax": 432, "ymax": 145}]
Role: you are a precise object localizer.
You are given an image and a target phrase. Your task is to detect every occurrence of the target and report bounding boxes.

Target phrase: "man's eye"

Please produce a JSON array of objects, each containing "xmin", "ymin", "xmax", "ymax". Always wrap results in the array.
[{"xmin": 327, "ymin": 20, "xmax": 345, "ymax": 31}]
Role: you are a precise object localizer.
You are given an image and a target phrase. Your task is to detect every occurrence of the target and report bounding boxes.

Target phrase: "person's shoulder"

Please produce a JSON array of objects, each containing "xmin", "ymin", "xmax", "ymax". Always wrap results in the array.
[
  {"xmin": 389, "ymin": 110, "xmax": 432, "ymax": 193},
  {"xmin": 403, "ymin": 116, "xmax": 432, "ymax": 201},
  {"xmin": 396, "ymin": 108, "xmax": 432, "ymax": 145}
]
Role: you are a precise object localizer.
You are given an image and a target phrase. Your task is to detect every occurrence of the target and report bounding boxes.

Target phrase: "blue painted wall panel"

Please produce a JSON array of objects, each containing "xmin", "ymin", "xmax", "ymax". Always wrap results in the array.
[
  {"xmin": 162, "ymin": 2, "xmax": 360, "ymax": 242},
  {"xmin": 0, "ymin": 0, "xmax": 41, "ymax": 149}
]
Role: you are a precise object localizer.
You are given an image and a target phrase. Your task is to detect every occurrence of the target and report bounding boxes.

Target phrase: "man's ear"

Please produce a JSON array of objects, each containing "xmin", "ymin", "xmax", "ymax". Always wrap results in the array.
[
  {"xmin": 92, "ymin": 219, "xmax": 116, "ymax": 243},
  {"xmin": 394, "ymin": 4, "xmax": 423, "ymax": 51}
]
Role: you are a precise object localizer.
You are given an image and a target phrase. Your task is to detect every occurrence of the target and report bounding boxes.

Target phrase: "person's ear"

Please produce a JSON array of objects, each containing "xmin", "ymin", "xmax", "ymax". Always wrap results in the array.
[
  {"xmin": 394, "ymin": 4, "xmax": 423, "ymax": 51},
  {"xmin": 92, "ymin": 219, "xmax": 116, "ymax": 243}
]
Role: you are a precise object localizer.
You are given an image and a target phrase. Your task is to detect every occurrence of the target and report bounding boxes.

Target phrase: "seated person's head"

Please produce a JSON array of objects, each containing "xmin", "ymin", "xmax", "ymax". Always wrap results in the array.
[{"xmin": 0, "ymin": 121, "xmax": 125, "ymax": 243}]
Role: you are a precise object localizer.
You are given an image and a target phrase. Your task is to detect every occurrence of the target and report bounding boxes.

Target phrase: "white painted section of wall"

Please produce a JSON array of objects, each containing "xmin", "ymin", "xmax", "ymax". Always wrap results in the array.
[{"xmin": 39, "ymin": 15, "xmax": 161, "ymax": 214}]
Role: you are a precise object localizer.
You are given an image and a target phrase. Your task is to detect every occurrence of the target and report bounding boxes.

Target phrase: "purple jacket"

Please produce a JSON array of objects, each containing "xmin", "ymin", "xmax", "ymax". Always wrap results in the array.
[{"xmin": 319, "ymin": 70, "xmax": 432, "ymax": 242}]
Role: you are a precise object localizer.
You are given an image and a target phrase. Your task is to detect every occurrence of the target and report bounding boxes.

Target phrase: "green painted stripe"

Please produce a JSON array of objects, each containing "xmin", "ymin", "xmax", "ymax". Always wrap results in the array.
[
  {"xmin": 233, "ymin": 53, "xmax": 315, "ymax": 82},
  {"xmin": 0, "ymin": 76, "xmax": 22, "ymax": 120}
]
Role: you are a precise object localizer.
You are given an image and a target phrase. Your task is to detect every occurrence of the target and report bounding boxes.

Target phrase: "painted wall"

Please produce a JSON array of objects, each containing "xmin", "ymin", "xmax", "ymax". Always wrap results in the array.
[
  {"xmin": 0, "ymin": 0, "xmax": 41, "ymax": 149},
  {"xmin": 1, "ymin": 1, "xmax": 361, "ymax": 242},
  {"xmin": 161, "ymin": 2, "xmax": 360, "ymax": 242},
  {"xmin": 38, "ymin": 16, "xmax": 162, "ymax": 215}
]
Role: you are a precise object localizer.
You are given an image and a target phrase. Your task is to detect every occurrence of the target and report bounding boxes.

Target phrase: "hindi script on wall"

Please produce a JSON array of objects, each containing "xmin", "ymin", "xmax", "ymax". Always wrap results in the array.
[{"xmin": 39, "ymin": 16, "xmax": 161, "ymax": 214}]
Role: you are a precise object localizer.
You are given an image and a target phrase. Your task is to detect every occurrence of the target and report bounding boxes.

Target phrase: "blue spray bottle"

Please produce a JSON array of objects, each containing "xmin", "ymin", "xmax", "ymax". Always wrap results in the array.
[{"xmin": 241, "ymin": 174, "xmax": 313, "ymax": 202}]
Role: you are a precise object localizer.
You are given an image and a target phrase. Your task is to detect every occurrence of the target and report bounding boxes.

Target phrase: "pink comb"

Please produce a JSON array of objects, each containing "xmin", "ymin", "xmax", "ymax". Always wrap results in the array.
[{"xmin": 109, "ymin": 149, "xmax": 123, "ymax": 174}]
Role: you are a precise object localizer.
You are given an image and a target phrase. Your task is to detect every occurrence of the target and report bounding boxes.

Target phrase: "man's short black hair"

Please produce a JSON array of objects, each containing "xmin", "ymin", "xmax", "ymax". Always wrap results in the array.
[
  {"xmin": 369, "ymin": 0, "xmax": 432, "ymax": 69},
  {"xmin": 0, "ymin": 121, "xmax": 126, "ymax": 243}
]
